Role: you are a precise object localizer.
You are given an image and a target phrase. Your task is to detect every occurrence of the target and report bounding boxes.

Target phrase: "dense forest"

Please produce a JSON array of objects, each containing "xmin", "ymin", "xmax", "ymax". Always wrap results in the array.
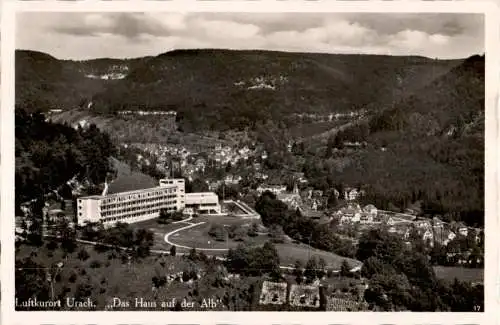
[
  {"xmin": 16, "ymin": 49, "xmax": 463, "ymax": 131},
  {"xmin": 15, "ymin": 109, "xmax": 116, "ymax": 206},
  {"xmin": 299, "ymin": 55, "xmax": 485, "ymax": 226}
]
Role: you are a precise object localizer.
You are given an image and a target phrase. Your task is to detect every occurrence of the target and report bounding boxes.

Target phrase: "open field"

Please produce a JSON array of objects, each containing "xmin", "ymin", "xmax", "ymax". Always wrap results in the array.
[
  {"xmin": 274, "ymin": 243, "xmax": 361, "ymax": 269},
  {"xmin": 433, "ymin": 266, "xmax": 483, "ymax": 283},
  {"xmin": 16, "ymin": 243, "xmax": 198, "ymax": 310},
  {"xmin": 130, "ymin": 215, "xmax": 361, "ymax": 270}
]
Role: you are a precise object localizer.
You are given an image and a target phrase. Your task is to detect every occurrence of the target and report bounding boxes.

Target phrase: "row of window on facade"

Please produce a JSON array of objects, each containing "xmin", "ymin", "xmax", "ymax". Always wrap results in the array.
[
  {"xmin": 102, "ymin": 207, "xmax": 177, "ymax": 222},
  {"xmin": 100, "ymin": 201, "xmax": 178, "ymax": 217},
  {"xmin": 100, "ymin": 196, "xmax": 179, "ymax": 209}
]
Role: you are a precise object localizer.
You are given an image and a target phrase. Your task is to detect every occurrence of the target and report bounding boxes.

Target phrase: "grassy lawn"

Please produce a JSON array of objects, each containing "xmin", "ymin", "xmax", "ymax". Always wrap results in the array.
[
  {"xmin": 107, "ymin": 158, "xmax": 157, "ymax": 194},
  {"xmin": 433, "ymin": 266, "xmax": 483, "ymax": 283},
  {"xmin": 128, "ymin": 215, "xmax": 361, "ymax": 270},
  {"xmin": 168, "ymin": 222, "xmax": 269, "ymax": 251}
]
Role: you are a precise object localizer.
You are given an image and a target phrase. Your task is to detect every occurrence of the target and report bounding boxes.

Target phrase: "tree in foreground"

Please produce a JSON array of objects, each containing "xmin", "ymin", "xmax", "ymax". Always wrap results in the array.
[{"xmin": 340, "ymin": 259, "xmax": 351, "ymax": 277}]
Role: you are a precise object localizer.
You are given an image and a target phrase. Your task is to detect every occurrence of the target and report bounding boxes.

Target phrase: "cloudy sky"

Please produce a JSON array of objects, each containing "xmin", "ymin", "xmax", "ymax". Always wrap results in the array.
[{"xmin": 16, "ymin": 12, "xmax": 484, "ymax": 60}]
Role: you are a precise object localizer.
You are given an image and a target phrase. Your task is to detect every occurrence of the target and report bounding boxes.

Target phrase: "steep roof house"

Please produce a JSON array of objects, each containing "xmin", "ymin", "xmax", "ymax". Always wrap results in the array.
[
  {"xmin": 363, "ymin": 204, "xmax": 378, "ymax": 217},
  {"xmin": 432, "ymin": 216, "xmax": 444, "ymax": 228},
  {"xmin": 344, "ymin": 188, "xmax": 360, "ymax": 201},
  {"xmin": 422, "ymin": 229, "xmax": 434, "ymax": 242},
  {"xmin": 416, "ymin": 219, "xmax": 432, "ymax": 229},
  {"xmin": 360, "ymin": 213, "xmax": 374, "ymax": 224},
  {"xmin": 443, "ymin": 230, "xmax": 456, "ymax": 246}
]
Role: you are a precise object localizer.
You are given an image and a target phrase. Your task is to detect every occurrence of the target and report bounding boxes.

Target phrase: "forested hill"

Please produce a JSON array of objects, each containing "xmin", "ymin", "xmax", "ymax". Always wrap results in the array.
[
  {"xmin": 316, "ymin": 55, "xmax": 485, "ymax": 226},
  {"xmin": 15, "ymin": 109, "xmax": 116, "ymax": 206},
  {"xmin": 15, "ymin": 50, "xmax": 144, "ymax": 112},
  {"xmin": 16, "ymin": 49, "xmax": 464, "ymax": 130},
  {"xmin": 368, "ymin": 54, "xmax": 484, "ymax": 135}
]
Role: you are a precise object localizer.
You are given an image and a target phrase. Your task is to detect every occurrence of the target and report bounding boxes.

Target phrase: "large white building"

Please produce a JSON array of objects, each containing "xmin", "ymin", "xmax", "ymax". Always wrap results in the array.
[
  {"xmin": 185, "ymin": 192, "xmax": 221, "ymax": 215},
  {"xmin": 77, "ymin": 178, "xmax": 221, "ymax": 226}
]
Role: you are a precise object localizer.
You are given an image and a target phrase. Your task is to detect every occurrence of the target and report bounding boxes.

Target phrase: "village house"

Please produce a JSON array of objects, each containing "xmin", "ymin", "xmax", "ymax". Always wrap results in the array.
[
  {"xmin": 422, "ymin": 229, "xmax": 434, "ymax": 243},
  {"xmin": 385, "ymin": 216, "xmax": 396, "ymax": 226},
  {"xmin": 277, "ymin": 184, "xmax": 302, "ymax": 210},
  {"xmin": 344, "ymin": 188, "xmax": 360, "ymax": 201},
  {"xmin": 224, "ymin": 174, "xmax": 241, "ymax": 185},
  {"xmin": 432, "ymin": 216, "xmax": 444, "ymax": 228},
  {"xmin": 259, "ymin": 281, "xmax": 287, "ymax": 305},
  {"xmin": 194, "ymin": 157, "xmax": 207, "ymax": 172},
  {"xmin": 359, "ymin": 214, "xmax": 373, "ymax": 224},
  {"xmin": 337, "ymin": 203, "xmax": 362, "ymax": 223},
  {"xmin": 254, "ymin": 172, "xmax": 269, "ymax": 180},
  {"xmin": 208, "ymin": 180, "xmax": 223, "ymax": 192},
  {"xmin": 443, "ymin": 230, "xmax": 457, "ymax": 246},
  {"xmin": 256, "ymin": 184, "xmax": 287, "ymax": 195},
  {"xmin": 289, "ymin": 284, "xmax": 321, "ymax": 308},
  {"xmin": 388, "ymin": 223, "xmax": 410, "ymax": 238},
  {"xmin": 312, "ymin": 190, "xmax": 324, "ymax": 198},
  {"xmin": 339, "ymin": 214, "xmax": 352, "ymax": 225},
  {"xmin": 415, "ymin": 219, "xmax": 432, "ymax": 230},
  {"xmin": 403, "ymin": 228, "xmax": 411, "ymax": 240},
  {"xmin": 362, "ymin": 204, "xmax": 378, "ymax": 218}
]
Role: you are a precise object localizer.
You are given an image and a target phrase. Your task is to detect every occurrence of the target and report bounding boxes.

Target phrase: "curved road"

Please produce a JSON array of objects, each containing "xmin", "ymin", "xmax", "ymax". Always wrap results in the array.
[{"xmin": 164, "ymin": 221, "xmax": 230, "ymax": 252}]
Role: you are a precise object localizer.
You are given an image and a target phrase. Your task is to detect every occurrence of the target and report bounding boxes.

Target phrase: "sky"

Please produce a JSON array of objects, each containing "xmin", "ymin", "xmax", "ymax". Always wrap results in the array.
[{"xmin": 15, "ymin": 12, "xmax": 485, "ymax": 61}]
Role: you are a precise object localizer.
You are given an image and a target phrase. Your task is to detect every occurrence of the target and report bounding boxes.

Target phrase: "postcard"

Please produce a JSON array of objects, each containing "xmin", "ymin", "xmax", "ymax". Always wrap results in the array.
[{"xmin": 1, "ymin": 0, "xmax": 499, "ymax": 324}]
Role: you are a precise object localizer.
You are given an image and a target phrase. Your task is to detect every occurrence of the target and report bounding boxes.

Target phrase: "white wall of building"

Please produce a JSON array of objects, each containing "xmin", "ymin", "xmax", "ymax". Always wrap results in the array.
[
  {"xmin": 77, "ymin": 197, "xmax": 101, "ymax": 225},
  {"xmin": 185, "ymin": 192, "xmax": 221, "ymax": 214},
  {"xmin": 77, "ymin": 179, "xmax": 226, "ymax": 226}
]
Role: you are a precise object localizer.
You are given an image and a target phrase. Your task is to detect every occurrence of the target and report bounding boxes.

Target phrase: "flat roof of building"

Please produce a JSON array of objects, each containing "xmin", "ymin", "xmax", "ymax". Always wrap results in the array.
[
  {"xmin": 186, "ymin": 192, "xmax": 217, "ymax": 196},
  {"xmin": 79, "ymin": 185, "xmax": 178, "ymax": 200}
]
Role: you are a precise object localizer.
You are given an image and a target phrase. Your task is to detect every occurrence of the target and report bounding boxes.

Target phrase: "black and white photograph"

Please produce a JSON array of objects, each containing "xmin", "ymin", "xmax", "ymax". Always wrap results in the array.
[{"xmin": 4, "ymin": 0, "xmax": 498, "ymax": 319}]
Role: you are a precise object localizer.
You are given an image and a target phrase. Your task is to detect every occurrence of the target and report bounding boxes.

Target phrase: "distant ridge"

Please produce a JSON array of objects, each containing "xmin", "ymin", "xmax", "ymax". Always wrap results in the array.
[{"xmin": 15, "ymin": 48, "xmax": 482, "ymax": 133}]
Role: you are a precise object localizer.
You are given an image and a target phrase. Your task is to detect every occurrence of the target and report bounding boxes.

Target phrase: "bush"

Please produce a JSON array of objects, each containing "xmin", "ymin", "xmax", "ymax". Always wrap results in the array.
[
  {"xmin": 247, "ymin": 223, "xmax": 259, "ymax": 237},
  {"xmin": 182, "ymin": 270, "xmax": 191, "ymax": 282},
  {"xmin": 69, "ymin": 272, "xmax": 77, "ymax": 283},
  {"xmin": 229, "ymin": 225, "xmax": 247, "ymax": 241},
  {"xmin": 152, "ymin": 275, "xmax": 167, "ymax": 288},
  {"xmin": 208, "ymin": 224, "xmax": 227, "ymax": 242},
  {"xmin": 46, "ymin": 240, "xmax": 59, "ymax": 251},
  {"xmin": 77, "ymin": 248, "xmax": 90, "ymax": 261},
  {"xmin": 269, "ymin": 225, "xmax": 285, "ymax": 243}
]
